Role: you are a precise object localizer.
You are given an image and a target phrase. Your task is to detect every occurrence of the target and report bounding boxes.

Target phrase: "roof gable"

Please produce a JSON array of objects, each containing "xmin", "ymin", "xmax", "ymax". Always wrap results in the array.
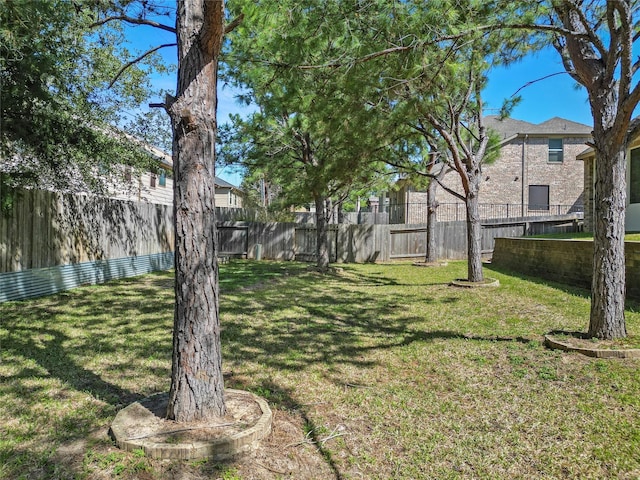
[
  {"xmin": 484, "ymin": 116, "xmax": 537, "ymax": 140},
  {"xmin": 535, "ymin": 117, "xmax": 592, "ymax": 135},
  {"xmin": 485, "ymin": 115, "xmax": 592, "ymax": 140},
  {"xmin": 214, "ymin": 177, "xmax": 237, "ymax": 189}
]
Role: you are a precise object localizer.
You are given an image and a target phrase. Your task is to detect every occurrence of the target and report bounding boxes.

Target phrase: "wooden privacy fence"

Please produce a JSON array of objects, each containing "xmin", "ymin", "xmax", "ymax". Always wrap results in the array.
[
  {"xmin": 220, "ymin": 214, "xmax": 581, "ymax": 263},
  {"xmin": 0, "ymin": 188, "xmax": 175, "ymax": 301},
  {"xmin": 0, "ymin": 187, "xmax": 582, "ymax": 302}
]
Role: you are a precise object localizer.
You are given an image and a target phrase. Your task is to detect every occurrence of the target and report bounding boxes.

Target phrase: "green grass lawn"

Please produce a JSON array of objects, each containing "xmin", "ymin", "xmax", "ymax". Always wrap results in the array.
[{"xmin": 1, "ymin": 261, "xmax": 639, "ymax": 479}]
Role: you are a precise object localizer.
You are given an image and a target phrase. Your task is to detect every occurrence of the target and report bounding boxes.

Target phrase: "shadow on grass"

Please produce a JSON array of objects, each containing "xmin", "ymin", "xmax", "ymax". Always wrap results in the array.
[
  {"xmin": 0, "ymin": 273, "xmax": 176, "ymax": 416},
  {"xmin": 229, "ymin": 376, "xmax": 345, "ymax": 480},
  {"xmin": 486, "ymin": 264, "xmax": 591, "ymax": 299},
  {"xmin": 219, "ymin": 263, "xmax": 537, "ymax": 376},
  {"xmin": 0, "ymin": 261, "xmax": 542, "ymax": 479}
]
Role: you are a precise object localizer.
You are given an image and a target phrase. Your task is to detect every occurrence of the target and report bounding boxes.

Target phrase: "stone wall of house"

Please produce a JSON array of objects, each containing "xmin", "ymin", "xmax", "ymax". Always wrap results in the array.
[
  {"xmin": 434, "ymin": 136, "xmax": 588, "ymax": 210},
  {"xmin": 583, "ymin": 157, "xmax": 594, "ymax": 232},
  {"xmin": 492, "ymin": 237, "xmax": 640, "ymax": 301}
]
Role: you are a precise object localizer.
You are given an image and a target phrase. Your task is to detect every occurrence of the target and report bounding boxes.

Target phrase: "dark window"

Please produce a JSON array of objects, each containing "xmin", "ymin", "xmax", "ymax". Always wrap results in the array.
[
  {"xmin": 529, "ymin": 185, "xmax": 550, "ymax": 210},
  {"xmin": 630, "ymin": 148, "xmax": 640, "ymax": 204},
  {"xmin": 150, "ymin": 173, "xmax": 157, "ymax": 188},
  {"xmin": 124, "ymin": 167, "xmax": 132, "ymax": 182},
  {"xmin": 548, "ymin": 138, "xmax": 563, "ymax": 163}
]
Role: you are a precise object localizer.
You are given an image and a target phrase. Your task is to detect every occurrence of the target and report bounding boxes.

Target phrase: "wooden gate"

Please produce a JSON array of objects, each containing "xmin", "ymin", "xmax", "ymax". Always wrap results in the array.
[{"xmin": 218, "ymin": 225, "xmax": 249, "ymax": 258}]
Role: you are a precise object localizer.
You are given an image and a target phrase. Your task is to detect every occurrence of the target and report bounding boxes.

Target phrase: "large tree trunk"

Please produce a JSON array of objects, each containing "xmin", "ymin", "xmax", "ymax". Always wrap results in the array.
[
  {"xmin": 589, "ymin": 138, "xmax": 627, "ymax": 339},
  {"xmin": 314, "ymin": 194, "xmax": 330, "ymax": 272},
  {"xmin": 425, "ymin": 179, "xmax": 438, "ymax": 263},
  {"xmin": 166, "ymin": 0, "xmax": 226, "ymax": 422},
  {"xmin": 465, "ymin": 181, "xmax": 483, "ymax": 282}
]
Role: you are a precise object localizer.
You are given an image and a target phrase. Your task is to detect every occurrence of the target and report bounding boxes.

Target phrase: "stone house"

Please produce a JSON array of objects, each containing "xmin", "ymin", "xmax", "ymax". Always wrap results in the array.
[{"xmin": 389, "ymin": 116, "xmax": 592, "ymax": 223}]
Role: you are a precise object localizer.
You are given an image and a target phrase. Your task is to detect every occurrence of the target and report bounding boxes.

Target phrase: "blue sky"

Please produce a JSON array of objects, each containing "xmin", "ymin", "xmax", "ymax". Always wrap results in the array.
[
  {"xmin": 483, "ymin": 47, "xmax": 592, "ymax": 127},
  {"xmin": 123, "ymin": 21, "xmax": 593, "ymax": 186}
]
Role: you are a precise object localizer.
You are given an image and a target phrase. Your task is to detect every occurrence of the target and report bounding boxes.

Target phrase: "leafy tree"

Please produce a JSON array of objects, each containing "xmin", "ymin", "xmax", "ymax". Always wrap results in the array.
[
  {"xmin": 331, "ymin": 1, "xmax": 517, "ymax": 280},
  {"xmin": 0, "ymin": 0, "xmax": 162, "ymax": 192},
  {"xmin": 222, "ymin": 0, "xmax": 395, "ymax": 271}
]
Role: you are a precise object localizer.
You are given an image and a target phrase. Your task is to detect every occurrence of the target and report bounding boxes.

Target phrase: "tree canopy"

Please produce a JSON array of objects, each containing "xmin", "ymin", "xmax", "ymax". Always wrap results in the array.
[{"xmin": 1, "ymin": 0, "xmax": 168, "ymax": 193}]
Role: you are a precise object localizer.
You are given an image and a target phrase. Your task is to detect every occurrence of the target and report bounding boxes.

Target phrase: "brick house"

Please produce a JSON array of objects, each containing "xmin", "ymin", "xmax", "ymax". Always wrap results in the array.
[
  {"xmin": 389, "ymin": 116, "xmax": 592, "ymax": 223},
  {"xmin": 578, "ymin": 133, "xmax": 640, "ymax": 232}
]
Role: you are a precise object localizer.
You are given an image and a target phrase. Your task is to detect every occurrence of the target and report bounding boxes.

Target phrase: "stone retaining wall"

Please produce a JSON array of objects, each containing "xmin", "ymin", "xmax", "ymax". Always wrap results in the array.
[{"xmin": 492, "ymin": 238, "xmax": 640, "ymax": 301}]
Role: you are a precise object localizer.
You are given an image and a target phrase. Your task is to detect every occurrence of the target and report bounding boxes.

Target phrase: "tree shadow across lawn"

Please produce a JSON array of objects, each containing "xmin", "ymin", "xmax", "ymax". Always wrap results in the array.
[
  {"xmin": 219, "ymin": 263, "xmax": 537, "ymax": 376},
  {"xmin": 0, "ymin": 278, "xmax": 177, "ymax": 479},
  {"xmin": 0, "ymin": 276, "xmax": 176, "ymax": 418}
]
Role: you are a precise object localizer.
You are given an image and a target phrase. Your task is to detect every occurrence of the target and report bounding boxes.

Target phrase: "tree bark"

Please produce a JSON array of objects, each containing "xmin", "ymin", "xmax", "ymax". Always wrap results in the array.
[
  {"xmin": 589, "ymin": 138, "xmax": 627, "ymax": 339},
  {"xmin": 314, "ymin": 193, "xmax": 330, "ymax": 272},
  {"xmin": 552, "ymin": 0, "xmax": 630, "ymax": 340},
  {"xmin": 465, "ymin": 177, "xmax": 483, "ymax": 282},
  {"xmin": 166, "ymin": 0, "xmax": 226, "ymax": 422},
  {"xmin": 425, "ymin": 179, "xmax": 438, "ymax": 263}
]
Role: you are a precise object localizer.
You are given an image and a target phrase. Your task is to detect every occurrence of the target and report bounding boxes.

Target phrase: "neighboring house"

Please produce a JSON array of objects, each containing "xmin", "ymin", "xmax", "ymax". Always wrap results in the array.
[
  {"xmin": 213, "ymin": 176, "xmax": 244, "ymax": 208},
  {"xmin": 578, "ymin": 133, "xmax": 640, "ymax": 232},
  {"xmin": 389, "ymin": 116, "xmax": 592, "ymax": 223},
  {"xmin": 109, "ymin": 144, "xmax": 174, "ymax": 206},
  {"xmin": 110, "ymin": 146, "xmax": 243, "ymax": 208}
]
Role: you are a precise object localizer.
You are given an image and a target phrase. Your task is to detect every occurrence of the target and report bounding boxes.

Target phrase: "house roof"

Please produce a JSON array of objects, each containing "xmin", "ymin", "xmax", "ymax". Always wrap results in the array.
[
  {"xmin": 214, "ymin": 176, "xmax": 237, "ymax": 189},
  {"xmin": 485, "ymin": 115, "xmax": 593, "ymax": 142}
]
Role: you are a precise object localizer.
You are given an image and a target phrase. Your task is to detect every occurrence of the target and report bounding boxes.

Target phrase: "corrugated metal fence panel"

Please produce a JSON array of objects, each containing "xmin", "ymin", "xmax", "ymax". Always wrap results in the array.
[{"xmin": 0, "ymin": 252, "xmax": 174, "ymax": 303}]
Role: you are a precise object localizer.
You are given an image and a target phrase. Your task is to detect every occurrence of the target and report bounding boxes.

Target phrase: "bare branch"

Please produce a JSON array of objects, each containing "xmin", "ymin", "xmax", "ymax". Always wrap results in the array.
[
  {"xmin": 511, "ymin": 71, "xmax": 571, "ymax": 97},
  {"xmin": 91, "ymin": 15, "xmax": 176, "ymax": 33},
  {"xmin": 108, "ymin": 43, "xmax": 176, "ymax": 89}
]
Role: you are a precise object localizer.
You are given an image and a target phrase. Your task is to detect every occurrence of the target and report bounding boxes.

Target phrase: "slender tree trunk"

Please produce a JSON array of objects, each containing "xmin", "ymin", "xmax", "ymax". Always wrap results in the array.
[
  {"xmin": 589, "ymin": 138, "xmax": 627, "ymax": 339},
  {"xmin": 465, "ymin": 180, "xmax": 483, "ymax": 282},
  {"xmin": 425, "ymin": 179, "xmax": 438, "ymax": 263},
  {"xmin": 314, "ymin": 193, "xmax": 330, "ymax": 272},
  {"xmin": 166, "ymin": 0, "xmax": 226, "ymax": 422},
  {"xmin": 337, "ymin": 201, "xmax": 346, "ymax": 224}
]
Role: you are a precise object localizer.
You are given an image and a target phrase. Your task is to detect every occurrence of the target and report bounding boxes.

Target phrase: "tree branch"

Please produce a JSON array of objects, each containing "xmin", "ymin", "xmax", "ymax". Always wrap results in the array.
[
  {"xmin": 91, "ymin": 15, "xmax": 176, "ymax": 33},
  {"xmin": 108, "ymin": 43, "xmax": 177, "ymax": 89},
  {"xmin": 291, "ymin": 23, "xmax": 585, "ymax": 70},
  {"xmin": 225, "ymin": 14, "xmax": 245, "ymax": 34},
  {"xmin": 511, "ymin": 71, "xmax": 571, "ymax": 97}
]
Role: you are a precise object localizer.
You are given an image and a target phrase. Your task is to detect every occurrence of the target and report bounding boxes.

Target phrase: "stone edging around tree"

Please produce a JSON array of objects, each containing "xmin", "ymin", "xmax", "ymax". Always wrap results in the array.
[
  {"xmin": 449, "ymin": 278, "xmax": 500, "ymax": 288},
  {"xmin": 544, "ymin": 335, "xmax": 640, "ymax": 359},
  {"xmin": 109, "ymin": 389, "xmax": 273, "ymax": 460}
]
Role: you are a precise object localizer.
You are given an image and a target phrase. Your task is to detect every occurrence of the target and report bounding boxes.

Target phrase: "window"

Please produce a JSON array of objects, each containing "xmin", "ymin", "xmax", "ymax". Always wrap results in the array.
[
  {"xmin": 630, "ymin": 148, "xmax": 640, "ymax": 204},
  {"xmin": 150, "ymin": 173, "xmax": 157, "ymax": 188},
  {"xmin": 124, "ymin": 167, "xmax": 132, "ymax": 182},
  {"xmin": 529, "ymin": 185, "xmax": 549, "ymax": 211},
  {"xmin": 158, "ymin": 168, "xmax": 166, "ymax": 187},
  {"xmin": 548, "ymin": 138, "xmax": 563, "ymax": 163}
]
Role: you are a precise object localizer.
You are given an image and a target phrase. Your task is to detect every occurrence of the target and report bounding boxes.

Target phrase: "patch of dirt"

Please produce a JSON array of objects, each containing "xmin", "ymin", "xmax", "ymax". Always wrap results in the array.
[
  {"xmin": 412, "ymin": 261, "xmax": 448, "ymax": 267},
  {"xmin": 450, "ymin": 277, "xmax": 500, "ymax": 288},
  {"xmin": 56, "ymin": 406, "xmax": 336, "ymax": 480},
  {"xmin": 228, "ymin": 410, "xmax": 337, "ymax": 480}
]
